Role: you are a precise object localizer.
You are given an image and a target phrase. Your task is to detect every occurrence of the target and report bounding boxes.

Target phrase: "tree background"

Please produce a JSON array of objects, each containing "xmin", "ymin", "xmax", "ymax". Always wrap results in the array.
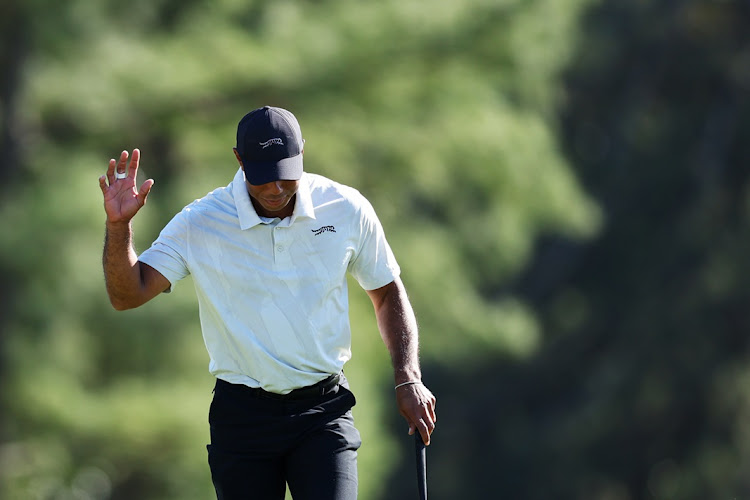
[{"xmin": 1, "ymin": 0, "xmax": 748, "ymax": 499}]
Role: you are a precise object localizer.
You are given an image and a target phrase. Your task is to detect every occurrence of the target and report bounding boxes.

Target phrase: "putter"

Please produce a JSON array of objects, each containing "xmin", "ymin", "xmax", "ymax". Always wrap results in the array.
[{"xmin": 415, "ymin": 432, "xmax": 427, "ymax": 500}]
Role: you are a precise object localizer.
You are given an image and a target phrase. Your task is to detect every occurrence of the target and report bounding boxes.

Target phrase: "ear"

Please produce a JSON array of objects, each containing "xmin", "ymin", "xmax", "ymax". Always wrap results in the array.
[{"xmin": 233, "ymin": 148, "xmax": 244, "ymax": 168}]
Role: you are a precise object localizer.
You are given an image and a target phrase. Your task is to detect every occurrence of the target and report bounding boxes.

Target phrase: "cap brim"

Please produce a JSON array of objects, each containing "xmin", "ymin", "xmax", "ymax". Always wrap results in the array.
[{"xmin": 243, "ymin": 153, "xmax": 303, "ymax": 185}]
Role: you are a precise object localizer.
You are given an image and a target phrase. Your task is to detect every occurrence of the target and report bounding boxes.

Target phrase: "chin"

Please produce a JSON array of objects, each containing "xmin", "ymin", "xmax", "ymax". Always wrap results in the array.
[{"xmin": 265, "ymin": 202, "xmax": 289, "ymax": 212}]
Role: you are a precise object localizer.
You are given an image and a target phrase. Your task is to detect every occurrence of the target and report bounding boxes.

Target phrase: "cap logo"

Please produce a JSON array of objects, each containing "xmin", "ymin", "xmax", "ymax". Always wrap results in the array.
[{"xmin": 259, "ymin": 138, "xmax": 284, "ymax": 149}]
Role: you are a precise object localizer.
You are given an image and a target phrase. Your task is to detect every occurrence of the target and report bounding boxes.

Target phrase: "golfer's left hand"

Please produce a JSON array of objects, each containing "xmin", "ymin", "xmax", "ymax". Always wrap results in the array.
[{"xmin": 396, "ymin": 383, "xmax": 436, "ymax": 445}]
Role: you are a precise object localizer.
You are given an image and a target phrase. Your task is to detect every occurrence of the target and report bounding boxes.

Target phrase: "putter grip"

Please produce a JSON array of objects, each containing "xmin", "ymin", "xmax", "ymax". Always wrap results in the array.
[{"xmin": 415, "ymin": 433, "xmax": 427, "ymax": 500}]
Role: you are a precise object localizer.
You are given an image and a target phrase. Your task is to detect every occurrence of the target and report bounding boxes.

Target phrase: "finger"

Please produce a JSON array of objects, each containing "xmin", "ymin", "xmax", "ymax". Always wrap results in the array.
[
  {"xmin": 106, "ymin": 158, "xmax": 116, "ymax": 184},
  {"xmin": 116, "ymin": 150, "xmax": 129, "ymax": 178},
  {"xmin": 128, "ymin": 148, "xmax": 141, "ymax": 179},
  {"xmin": 137, "ymin": 179, "xmax": 154, "ymax": 206},
  {"xmin": 416, "ymin": 418, "xmax": 431, "ymax": 446},
  {"xmin": 99, "ymin": 175, "xmax": 108, "ymax": 194}
]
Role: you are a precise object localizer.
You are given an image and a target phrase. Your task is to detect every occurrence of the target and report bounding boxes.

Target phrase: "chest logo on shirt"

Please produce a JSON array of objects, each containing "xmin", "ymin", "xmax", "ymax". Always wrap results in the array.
[{"xmin": 312, "ymin": 225, "xmax": 336, "ymax": 235}]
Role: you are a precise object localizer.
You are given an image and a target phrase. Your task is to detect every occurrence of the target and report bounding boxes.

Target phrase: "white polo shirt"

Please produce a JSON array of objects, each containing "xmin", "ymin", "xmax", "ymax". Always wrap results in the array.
[{"xmin": 138, "ymin": 168, "xmax": 400, "ymax": 393}]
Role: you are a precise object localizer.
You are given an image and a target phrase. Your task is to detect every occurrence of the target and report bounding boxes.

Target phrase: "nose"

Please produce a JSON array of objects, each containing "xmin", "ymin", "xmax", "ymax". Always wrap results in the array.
[{"xmin": 267, "ymin": 181, "xmax": 283, "ymax": 194}]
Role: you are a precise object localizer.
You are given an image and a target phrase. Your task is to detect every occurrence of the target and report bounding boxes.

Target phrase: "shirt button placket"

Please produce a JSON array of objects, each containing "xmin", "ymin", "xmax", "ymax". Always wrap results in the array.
[{"xmin": 273, "ymin": 227, "xmax": 290, "ymax": 264}]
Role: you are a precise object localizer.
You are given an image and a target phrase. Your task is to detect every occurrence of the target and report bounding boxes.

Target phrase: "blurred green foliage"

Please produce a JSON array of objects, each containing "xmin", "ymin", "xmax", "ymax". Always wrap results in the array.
[{"xmin": 1, "ymin": 0, "xmax": 747, "ymax": 499}]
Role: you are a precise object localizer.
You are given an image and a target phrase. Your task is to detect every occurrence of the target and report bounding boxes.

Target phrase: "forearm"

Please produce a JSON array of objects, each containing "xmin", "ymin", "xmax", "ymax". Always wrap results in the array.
[
  {"xmin": 103, "ymin": 221, "xmax": 146, "ymax": 310},
  {"xmin": 372, "ymin": 279, "xmax": 422, "ymax": 384},
  {"xmin": 367, "ymin": 278, "xmax": 436, "ymax": 443}
]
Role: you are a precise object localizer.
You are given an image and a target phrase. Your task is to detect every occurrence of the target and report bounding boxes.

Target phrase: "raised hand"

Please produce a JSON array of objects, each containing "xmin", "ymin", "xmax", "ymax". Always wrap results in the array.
[{"xmin": 99, "ymin": 149, "xmax": 154, "ymax": 223}]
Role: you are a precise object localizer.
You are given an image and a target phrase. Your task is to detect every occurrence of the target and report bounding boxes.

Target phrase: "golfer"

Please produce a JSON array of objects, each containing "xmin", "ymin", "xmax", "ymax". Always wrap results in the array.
[{"xmin": 99, "ymin": 106, "xmax": 436, "ymax": 499}]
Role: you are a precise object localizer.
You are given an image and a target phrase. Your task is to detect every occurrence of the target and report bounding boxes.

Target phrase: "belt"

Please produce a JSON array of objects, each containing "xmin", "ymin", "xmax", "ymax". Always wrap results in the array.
[{"xmin": 218, "ymin": 373, "xmax": 342, "ymax": 401}]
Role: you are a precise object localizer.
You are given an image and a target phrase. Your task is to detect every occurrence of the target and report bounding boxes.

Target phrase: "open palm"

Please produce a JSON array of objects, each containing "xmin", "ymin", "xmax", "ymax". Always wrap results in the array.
[{"xmin": 99, "ymin": 149, "xmax": 154, "ymax": 223}]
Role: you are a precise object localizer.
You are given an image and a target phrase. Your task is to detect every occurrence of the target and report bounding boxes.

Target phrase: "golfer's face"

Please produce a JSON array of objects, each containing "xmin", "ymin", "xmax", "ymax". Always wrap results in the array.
[{"xmin": 246, "ymin": 179, "xmax": 299, "ymax": 218}]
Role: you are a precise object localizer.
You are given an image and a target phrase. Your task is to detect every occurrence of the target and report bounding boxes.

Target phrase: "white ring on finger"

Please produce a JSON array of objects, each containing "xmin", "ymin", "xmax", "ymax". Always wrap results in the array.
[{"xmin": 115, "ymin": 171, "xmax": 127, "ymax": 179}]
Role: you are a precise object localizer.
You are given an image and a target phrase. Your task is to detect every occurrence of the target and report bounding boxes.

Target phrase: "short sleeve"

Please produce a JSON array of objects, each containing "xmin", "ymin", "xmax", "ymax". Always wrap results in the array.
[
  {"xmin": 138, "ymin": 209, "xmax": 191, "ymax": 290},
  {"xmin": 348, "ymin": 196, "xmax": 400, "ymax": 290}
]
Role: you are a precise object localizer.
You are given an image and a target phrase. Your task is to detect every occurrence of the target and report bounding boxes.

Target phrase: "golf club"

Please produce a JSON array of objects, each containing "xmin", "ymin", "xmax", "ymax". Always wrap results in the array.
[{"xmin": 415, "ymin": 432, "xmax": 427, "ymax": 500}]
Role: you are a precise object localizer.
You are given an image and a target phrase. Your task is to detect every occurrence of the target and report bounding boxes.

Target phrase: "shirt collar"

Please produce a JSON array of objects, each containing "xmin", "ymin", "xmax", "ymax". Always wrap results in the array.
[
  {"xmin": 232, "ymin": 168, "xmax": 316, "ymax": 230},
  {"xmin": 291, "ymin": 174, "xmax": 316, "ymax": 224}
]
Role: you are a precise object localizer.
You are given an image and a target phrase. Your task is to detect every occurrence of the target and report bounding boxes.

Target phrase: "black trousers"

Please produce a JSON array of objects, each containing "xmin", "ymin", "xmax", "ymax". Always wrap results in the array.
[{"xmin": 207, "ymin": 374, "xmax": 361, "ymax": 500}]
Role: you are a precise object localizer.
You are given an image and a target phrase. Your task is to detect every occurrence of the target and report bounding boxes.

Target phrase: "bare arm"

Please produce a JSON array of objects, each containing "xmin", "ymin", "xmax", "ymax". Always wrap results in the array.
[
  {"xmin": 367, "ymin": 277, "xmax": 437, "ymax": 445},
  {"xmin": 99, "ymin": 149, "xmax": 169, "ymax": 310}
]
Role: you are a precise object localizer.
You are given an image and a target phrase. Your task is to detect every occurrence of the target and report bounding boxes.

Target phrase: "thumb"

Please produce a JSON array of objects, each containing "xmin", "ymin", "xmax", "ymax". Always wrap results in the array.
[{"xmin": 138, "ymin": 179, "xmax": 155, "ymax": 206}]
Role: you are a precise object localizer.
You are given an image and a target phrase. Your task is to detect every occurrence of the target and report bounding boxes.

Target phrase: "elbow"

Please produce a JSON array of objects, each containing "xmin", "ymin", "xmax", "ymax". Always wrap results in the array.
[
  {"xmin": 108, "ymin": 293, "xmax": 138, "ymax": 311},
  {"xmin": 109, "ymin": 299, "xmax": 131, "ymax": 311}
]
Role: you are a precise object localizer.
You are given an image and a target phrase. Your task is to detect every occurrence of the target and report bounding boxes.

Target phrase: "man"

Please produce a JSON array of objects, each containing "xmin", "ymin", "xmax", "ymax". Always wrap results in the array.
[{"xmin": 99, "ymin": 106, "xmax": 436, "ymax": 499}]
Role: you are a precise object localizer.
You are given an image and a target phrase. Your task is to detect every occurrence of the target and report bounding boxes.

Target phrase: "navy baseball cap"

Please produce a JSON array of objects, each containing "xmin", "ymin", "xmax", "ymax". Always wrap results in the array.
[{"xmin": 236, "ymin": 106, "xmax": 304, "ymax": 185}]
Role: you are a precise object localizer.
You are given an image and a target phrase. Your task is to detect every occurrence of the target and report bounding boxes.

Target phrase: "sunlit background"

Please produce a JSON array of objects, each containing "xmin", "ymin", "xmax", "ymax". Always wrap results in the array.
[{"xmin": 1, "ymin": 0, "xmax": 749, "ymax": 499}]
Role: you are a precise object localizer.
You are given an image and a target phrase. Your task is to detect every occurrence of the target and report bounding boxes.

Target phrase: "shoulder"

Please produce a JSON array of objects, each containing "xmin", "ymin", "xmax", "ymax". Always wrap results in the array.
[
  {"xmin": 181, "ymin": 185, "xmax": 235, "ymax": 218},
  {"xmin": 159, "ymin": 185, "xmax": 236, "ymax": 238},
  {"xmin": 304, "ymin": 173, "xmax": 371, "ymax": 209}
]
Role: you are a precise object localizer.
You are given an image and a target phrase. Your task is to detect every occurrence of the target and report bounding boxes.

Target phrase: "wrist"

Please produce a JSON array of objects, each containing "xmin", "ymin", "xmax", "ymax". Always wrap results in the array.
[
  {"xmin": 394, "ymin": 380, "xmax": 422, "ymax": 390},
  {"xmin": 394, "ymin": 368, "xmax": 421, "ymax": 386},
  {"xmin": 106, "ymin": 219, "xmax": 132, "ymax": 230}
]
